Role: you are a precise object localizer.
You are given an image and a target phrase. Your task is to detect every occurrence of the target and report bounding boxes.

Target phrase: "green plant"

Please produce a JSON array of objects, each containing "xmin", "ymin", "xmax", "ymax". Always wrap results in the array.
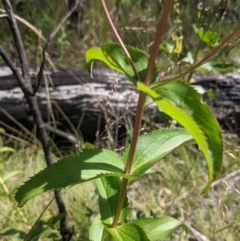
[
  {"xmin": 57, "ymin": 26, "xmax": 71, "ymax": 63},
  {"xmin": 11, "ymin": 1, "xmax": 240, "ymax": 240}
]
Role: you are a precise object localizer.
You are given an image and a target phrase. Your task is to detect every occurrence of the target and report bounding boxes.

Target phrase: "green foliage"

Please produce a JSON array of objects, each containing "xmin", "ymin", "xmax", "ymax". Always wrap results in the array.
[
  {"xmin": 96, "ymin": 176, "xmax": 129, "ymax": 225},
  {"xmin": 89, "ymin": 214, "xmax": 109, "ymax": 241},
  {"xmin": 86, "ymin": 43, "xmax": 157, "ymax": 84},
  {"xmin": 123, "ymin": 128, "xmax": 193, "ymax": 179},
  {"xmin": 193, "ymin": 25, "xmax": 220, "ymax": 47},
  {"xmin": 135, "ymin": 217, "xmax": 187, "ymax": 241},
  {"xmin": 0, "ymin": 229, "xmax": 26, "ymax": 239},
  {"xmin": 2, "ymin": 1, "xmax": 235, "ymax": 240},
  {"xmin": 107, "ymin": 223, "xmax": 149, "ymax": 241},
  {"xmin": 15, "ymin": 27, "xmax": 224, "ymax": 240},
  {"xmin": 137, "ymin": 81, "xmax": 222, "ymax": 191},
  {"xmin": 15, "ymin": 148, "xmax": 127, "ymax": 207}
]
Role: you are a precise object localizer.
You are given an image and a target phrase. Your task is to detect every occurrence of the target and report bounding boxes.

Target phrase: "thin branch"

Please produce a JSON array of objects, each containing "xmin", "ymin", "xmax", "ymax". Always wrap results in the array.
[
  {"xmin": 45, "ymin": 124, "xmax": 80, "ymax": 144},
  {"xmin": 1, "ymin": 1, "xmax": 72, "ymax": 240},
  {"xmin": 49, "ymin": 0, "xmax": 81, "ymax": 42},
  {"xmin": 35, "ymin": 0, "xmax": 81, "ymax": 94},
  {"xmin": 100, "ymin": 0, "xmax": 141, "ymax": 81},
  {"xmin": 34, "ymin": 45, "xmax": 46, "ymax": 94},
  {"xmin": 0, "ymin": 107, "xmax": 40, "ymax": 145},
  {"xmin": 0, "ymin": 8, "xmax": 46, "ymax": 42},
  {"xmin": 0, "ymin": 45, "xmax": 31, "ymax": 93},
  {"xmin": 185, "ymin": 222, "xmax": 210, "ymax": 241},
  {"xmin": 2, "ymin": 0, "xmax": 31, "ymax": 85}
]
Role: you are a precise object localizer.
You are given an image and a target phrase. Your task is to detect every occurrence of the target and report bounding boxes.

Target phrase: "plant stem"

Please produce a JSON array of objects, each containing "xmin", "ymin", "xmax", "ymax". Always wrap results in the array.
[{"xmin": 109, "ymin": 0, "xmax": 174, "ymax": 230}]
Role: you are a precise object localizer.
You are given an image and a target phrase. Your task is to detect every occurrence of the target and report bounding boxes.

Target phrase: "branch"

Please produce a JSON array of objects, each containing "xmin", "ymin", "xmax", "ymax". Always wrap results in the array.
[
  {"xmin": 2, "ymin": 0, "xmax": 31, "ymax": 85},
  {"xmin": 0, "ymin": 45, "xmax": 32, "ymax": 94},
  {"xmin": 1, "ymin": 1, "xmax": 72, "ymax": 240},
  {"xmin": 184, "ymin": 222, "xmax": 210, "ymax": 241},
  {"xmin": 35, "ymin": 0, "xmax": 81, "ymax": 94}
]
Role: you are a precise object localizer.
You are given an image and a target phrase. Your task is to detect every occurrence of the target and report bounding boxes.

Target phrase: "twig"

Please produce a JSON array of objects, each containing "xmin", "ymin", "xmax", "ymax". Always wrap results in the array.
[
  {"xmin": 1, "ymin": 1, "xmax": 72, "ymax": 240},
  {"xmin": 35, "ymin": 0, "xmax": 81, "ymax": 94},
  {"xmin": 0, "ymin": 8, "xmax": 46, "ymax": 42},
  {"xmin": 0, "ymin": 131, "xmax": 30, "ymax": 144},
  {"xmin": 2, "ymin": 1, "xmax": 31, "ymax": 84},
  {"xmin": 100, "ymin": 0, "xmax": 141, "ymax": 81},
  {"xmin": 185, "ymin": 222, "xmax": 210, "ymax": 241},
  {"xmin": 0, "ymin": 107, "xmax": 39, "ymax": 145},
  {"xmin": 33, "ymin": 45, "xmax": 46, "ymax": 94},
  {"xmin": 45, "ymin": 124, "xmax": 80, "ymax": 144},
  {"xmin": 48, "ymin": 0, "xmax": 81, "ymax": 42}
]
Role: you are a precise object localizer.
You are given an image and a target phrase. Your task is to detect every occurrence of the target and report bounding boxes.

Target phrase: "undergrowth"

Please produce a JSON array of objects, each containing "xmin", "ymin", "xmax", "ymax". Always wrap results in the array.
[
  {"xmin": 0, "ymin": 1, "xmax": 240, "ymax": 240},
  {"xmin": 0, "ymin": 136, "xmax": 239, "ymax": 240}
]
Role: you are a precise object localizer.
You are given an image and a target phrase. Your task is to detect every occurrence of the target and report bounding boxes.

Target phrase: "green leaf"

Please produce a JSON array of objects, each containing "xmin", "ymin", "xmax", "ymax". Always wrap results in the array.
[
  {"xmin": 86, "ymin": 47, "xmax": 124, "ymax": 77},
  {"xmin": 0, "ymin": 146, "xmax": 15, "ymax": 153},
  {"xmin": 159, "ymin": 42, "xmax": 175, "ymax": 53},
  {"xmin": 86, "ymin": 43, "xmax": 157, "ymax": 84},
  {"xmin": 123, "ymin": 128, "xmax": 193, "ymax": 179},
  {"xmin": 46, "ymin": 213, "xmax": 67, "ymax": 226},
  {"xmin": 89, "ymin": 214, "xmax": 109, "ymax": 241},
  {"xmin": 0, "ymin": 229, "xmax": 26, "ymax": 239},
  {"xmin": 135, "ymin": 217, "xmax": 186, "ymax": 241},
  {"xmin": 15, "ymin": 149, "xmax": 127, "ymax": 207},
  {"xmin": 24, "ymin": 220, "xmax": 53, "ymax": 241},
  {"xmin": 107, "ymin": 223, "xmax": 150, "ymax": 241},
  {"xmin": 137, "ymin": 81, "xmax": 222, "ymax": 192},
  {"xmin": 96, "ymin": 176, "xmax": 128, "ymax": 225},
  {"xmin": 211, "ymin": 60, "xmax": 239, "ymax": 73},
  {"xmin": 193, "ymin": 25, "xmax": 220, "ymax": 47}
]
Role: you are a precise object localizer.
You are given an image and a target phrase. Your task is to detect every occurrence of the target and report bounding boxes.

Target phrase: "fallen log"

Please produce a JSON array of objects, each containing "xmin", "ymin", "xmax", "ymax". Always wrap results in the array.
[
  {"xmin": 0, "ymin": 66, "xmax": 239, "ymax": 143},
  {"xmin": 192, "ymin": 73, "xmax": 240, "ymax": 135},
  {"xmin": 0, "ymin": 66, "xmax": 146, "ymax": 142}
]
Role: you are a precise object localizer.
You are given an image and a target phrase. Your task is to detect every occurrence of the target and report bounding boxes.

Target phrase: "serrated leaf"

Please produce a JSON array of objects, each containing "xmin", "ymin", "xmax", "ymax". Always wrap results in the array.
[
  {"xmin": 96, "ymin": 176, "xmax": 128, "ymax": 225},
  {"xmin": 123, "ymin": 128, "xmax": 193, "ymax": 178},
  {"xmin": 107, "ymin": 223, "xmax": 150, "ymax": 241},
  {"xmin": 137, "ymin": 81, "xmax": 222, "ymax": 192},
  {"xmin": 135, "ymin": 217, "xmax": 186, "ymax": 241},
  {"xmin": 89, "ymin": 214, "xmax": 109, "ymax": 241},
  {"xmin": 86, "ymin": 43, "xmax": 157, "ymax": 85},
  {"xmin": 15, "ymin": 149, "xmax": 127, "ymax": 207}
]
